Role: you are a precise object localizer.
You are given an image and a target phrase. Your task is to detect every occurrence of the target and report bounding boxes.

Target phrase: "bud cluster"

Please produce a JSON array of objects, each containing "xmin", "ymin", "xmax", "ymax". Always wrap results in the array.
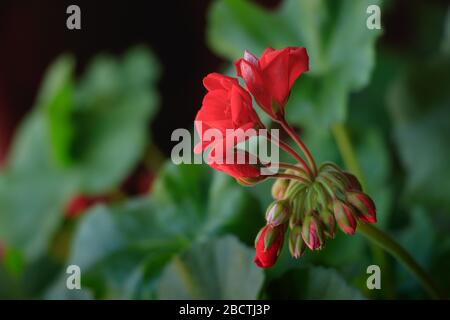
[{"xmin": 254, "ymin": 162, "xmax": 376, "ymax": 267}]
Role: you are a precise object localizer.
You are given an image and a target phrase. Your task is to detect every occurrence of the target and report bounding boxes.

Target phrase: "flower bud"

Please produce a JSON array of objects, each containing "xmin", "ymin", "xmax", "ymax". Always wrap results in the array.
[
  {"xmin": 254, "ymin": 224, "xmax": 285, "ymax": 268},
  {"xmin": 313, "ymin": 183, "xmax": 329, "ymax": 209},
  {"xmin": 333, "ymin": 199, "xmax": 357, "ymax": 235},
  {"xmin": 319, "ymin": 208, "xmax": 336, "ymax": 238},
  {"xmin": 288, "ymin": 226, "xmax": 306, "ymax": 258},
  {"xmin": 289, "ymin": 192, "xmax": 305, "ymax": 228},
  {"xmin": 265, "ymin": 200, "xmax": 290, "ymax": 227},
  {"xmin": 346, "ymin": 191, "xmax": 377, "ymax": 223},
  {"xmin": 301, "ymin": 213, "xmax": 325, "ymax": 250},
  {"xmin": 322, "ymin": 171, "xmax": 346, "ymax": 194},
  {"xmin": 343, "ymin": 172, "xmax": 362, "ymax": 191},
  {"xmin": 271, "ymin": 177, "xmax": 289, "ymax": 200}
]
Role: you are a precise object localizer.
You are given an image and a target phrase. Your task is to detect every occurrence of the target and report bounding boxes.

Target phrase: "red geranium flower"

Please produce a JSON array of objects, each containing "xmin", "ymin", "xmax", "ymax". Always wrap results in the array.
[
  {"xmin": 235, "ymin": 47, "xmax": 309, "ymax": 120},
  {"xmin": 194, "ymin": 73, "xmax": 265, "ymax": 179},
  {"xmin": 194, "ymin": 73, "xmax": 264, "ymax": 153}
]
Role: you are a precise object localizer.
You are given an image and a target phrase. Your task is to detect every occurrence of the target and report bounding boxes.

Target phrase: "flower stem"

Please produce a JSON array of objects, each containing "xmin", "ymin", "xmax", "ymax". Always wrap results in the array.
[
  {"xmin": 331, "ymin": 122, "xmax": 441, "ymax": 299},
  {"xmin": 330, "ymin": 124, "xmax": 365, "ymax": 185},
  {"xmin": 278, "ymin": 118, "xmax": 318, "ymax": 175},
  {"xmin": 268, "ymin": 132, "xmax": 312, "ymax": 176},
  {"xmin": 332, "ymin": 122, "xmax": 396, "ymax": 297},
  {"xmin": 277, "ymin": 162, "xmax": 311, "ymax": 179},
  {"xmin": 358, "ymin": 223, "xmax": 443, "ymax": 299}
]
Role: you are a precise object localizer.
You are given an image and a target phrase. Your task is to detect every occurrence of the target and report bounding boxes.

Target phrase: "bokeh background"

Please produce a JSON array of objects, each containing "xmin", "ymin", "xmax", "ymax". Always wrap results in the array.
[{"xmin": 0, "ymin": 0, "xmax": 449, "ymax": 299}]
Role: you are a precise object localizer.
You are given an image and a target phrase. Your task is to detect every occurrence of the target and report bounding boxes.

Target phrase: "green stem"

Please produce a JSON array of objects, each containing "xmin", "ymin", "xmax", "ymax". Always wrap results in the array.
[
  {"xmin": 331, "ymin": 124, "xmax": 365, "ymax": 185},
  {"xmin": 332, "ymin": 122, "xmax": 395, "ymax": 298},
  {"xmin": 268, "ymin": 132, "xmax": 312, "ymax": 176},
  {"xmin": 358, "ymin": 223, "xmax": 443, "ymax": 299},
  {"xmin": 277, "ymin": 162, "xmax": 311, "ymax": 179},
  {"xmin": 278, "ymin": 118, "xmax": 318, "ymax": 175},
  {"xmin": 331, "ymin": 123, "xmax": 440, "ymax": 299},
  {"xmin": 271, "ymin": 173, "xmax": 310, "ymax": 185}
]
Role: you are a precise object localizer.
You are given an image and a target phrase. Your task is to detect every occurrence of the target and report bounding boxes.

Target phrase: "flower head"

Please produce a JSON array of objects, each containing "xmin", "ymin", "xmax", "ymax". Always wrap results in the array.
[
  {"xmin": 195, "ymin": 47, "xmax": 378, "ymax": 269},
  {"xmin": 194, "ymin": 73, "xmax": 263, "ymax": 154},
  {"xmin": 194, "ymin": 73, "xmax": 265, "ymax": 180}
]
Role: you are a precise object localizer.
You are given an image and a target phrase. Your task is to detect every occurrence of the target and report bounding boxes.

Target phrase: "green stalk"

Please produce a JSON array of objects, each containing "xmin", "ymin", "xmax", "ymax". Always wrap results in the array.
[
  {"xmin": 331, "ymin": 124, "xmax": 365, "ymax": 186},
  {"xmin": 332, "ymin": 123, "xmax": 395, "ymax": 298},
  {"xmin": 278, "ymin": 118, "xmax": 318, "ymax": 175},
  {"xmin": 358, "ymin": 223, "xmax": 442, "ymax": 299},
  {"xmin": 331, "ymin": 123, "xmax": 441, "ymax": 299}
]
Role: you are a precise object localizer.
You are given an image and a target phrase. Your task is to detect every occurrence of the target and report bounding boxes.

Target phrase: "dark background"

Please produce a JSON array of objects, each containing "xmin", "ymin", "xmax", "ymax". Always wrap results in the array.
[{"xmin": 0, "ymin": 0, "xmax": 447, "ymax": 163}]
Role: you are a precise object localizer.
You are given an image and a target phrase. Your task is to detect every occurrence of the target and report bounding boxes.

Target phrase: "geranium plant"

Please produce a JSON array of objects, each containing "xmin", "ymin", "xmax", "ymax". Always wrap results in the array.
[{"xmin": 194, "ymin": 46, "xmax": 442, "ymax": 299}]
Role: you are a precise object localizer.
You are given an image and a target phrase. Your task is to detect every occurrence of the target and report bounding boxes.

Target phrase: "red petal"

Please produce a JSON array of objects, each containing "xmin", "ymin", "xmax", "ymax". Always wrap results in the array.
[
  {"xmin": 261, "ymin": 48, "xmax": 290, "ymax": 107},
  {"xmin": 287, "ymin": 47, "xmax": 309, "ymax": 89},
  {"xmin": 203, "ymin": 73, "xmax": 237, "ymax": 91}
]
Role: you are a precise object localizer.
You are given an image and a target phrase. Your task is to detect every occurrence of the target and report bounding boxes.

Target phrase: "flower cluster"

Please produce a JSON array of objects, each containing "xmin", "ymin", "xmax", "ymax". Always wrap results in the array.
[
  {"xmin": 254, "ymin": 164, "xmax": 376, "ymax": 267},
  {"xmin": 194, "ymin": 47, "xmax": 377, "ymax": 268}
]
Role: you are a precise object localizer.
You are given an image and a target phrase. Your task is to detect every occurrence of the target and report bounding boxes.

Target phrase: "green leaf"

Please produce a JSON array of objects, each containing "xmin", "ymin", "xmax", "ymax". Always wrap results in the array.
[
  {"xmin": 157, "ymin": 236, "xmax": 264, "ymax": 299},
  {"xmin": 442, "ymin": 7, "xmax": 450, "ymax": 55},
  {"xmin": 72, "ymin": 46, "xmax": 160, "ymax": 193},
  {"xmin": 207, "ymin": 0, "xmax": 382, "ymax": 130},
  {"xmin": 387, "ymin": 57, "xmax": 450, "ymax": 209},
  {"xmin": 64, "ymin": 201, "xmax": 186, "ymax": 299},
  {"xmin": 355, "ymin": 127, "xmax": 393, "ymax": 227},
  {"xmin": 46, "ymin": 163, "xmax": 263, "ymax": 299},
  {"xmin": 152, "ymin": 163, "xmax": 263, "ymax": 245},
  {"xmin": 396, "ymin": 207, "xmax": 435, "ymax": 298},
  {"xmin": 268, "ymin": 266, "xmax": 364, "ymax": 299},
  {"xmin": 40, "ymin": 56, "xmax": 75, "ymax": 167},
  {"xmin": 0, "ymin": 47, "xmax": 161, "ymax": 263},
  {"xmin": 0, "ymin": 58, "xmax": 78, "ymax": 261}
]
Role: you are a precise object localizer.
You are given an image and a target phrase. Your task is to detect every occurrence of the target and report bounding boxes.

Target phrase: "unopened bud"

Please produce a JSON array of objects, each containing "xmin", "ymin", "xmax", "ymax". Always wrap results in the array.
[
  {"xmin": 254, "ymin": 224, "xmax": 285, "ymax": 268},
  {"xmin": 333, "ymin": 199, "xmax": 357, "ymax": 235},
  {"xmin": 271, "ymin": 178, "xmax": 289, "ymax": 200},
  {"xmin": 263, "ymin": 224, "xmax": 284, "ymax": 250},
  {"xmin": 343, "ymin": 172, "xmax": 362, "ymax": 191},
  {"xmin": 346, "ymin": 191, "xmax": 376, "ymax": 223},
  {"xmin": 319, "ymin": 208, "xmax": 336, "ymax": 238},
  {"xmin": 265, "ymin": 200, "xmax": 290, "ymax": 227},
  {"xmin": 322, "ymin": 171, "xmax": 346, "ymax": 193},
  {"xmin": 288, "ymin": 226, "xmax": 306, "ymax": 258},
  {"xmin": 289, "ymin": 193, "xmax": 306, "ymax": 228},
  {"xmin": 301, "ymin": 213, "xmax": 325, "ymax": 250}
]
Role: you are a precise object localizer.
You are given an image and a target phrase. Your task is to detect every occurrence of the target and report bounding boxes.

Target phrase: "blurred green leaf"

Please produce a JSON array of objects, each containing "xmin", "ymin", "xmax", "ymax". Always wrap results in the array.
[
  {"xmin": 72, "ymin": 46, "xmax": 160, "ymax": 193},
  {"xmin": 46, "ymin": 163, "xmax": 263, "ymax": 298},
  {"xmin": 442, "ymin": 7, "xmax": 450, "ymax": 55},
  {"xmin": 40, "ymin": 56, "xmax": 75, "ymax": 167},
  {"xmin": 355, "ymin": 127, "xmax": 393, "ymax": 227},
  {"xmin": 387, "ymin": 57, "xmax": 450, "ymax": 209},
  {"xmin": 64, "ymin": 200, "xmax": 186, "ymax": 299},
  {"xmin": 0, "ymin": 57, "xmax": 79, "ymax": 261},
  {"xmin": 396, "ymin": 207, "xmax": 435, "ymax": 298},
  {"xmin": 152, "ymin": 163, "xmax": 263, "ymax": 245},
  {"xmin": 3, "ymin": 247, "xmax": 25, "ymax": 277},
  {"xmin": 157, "ymin": 236, "xmax": 264, "ymax": 299},
  {"xmin": 268, "ymin": 266, "xmax": 364, "ymax": 299},
  {"xmin": 0, "ymin": 46, "xmax": 161, "ymax": 264},
  {"xmin": 208, "ymin": 0, "xmax": 382, "ymax": 131}
]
